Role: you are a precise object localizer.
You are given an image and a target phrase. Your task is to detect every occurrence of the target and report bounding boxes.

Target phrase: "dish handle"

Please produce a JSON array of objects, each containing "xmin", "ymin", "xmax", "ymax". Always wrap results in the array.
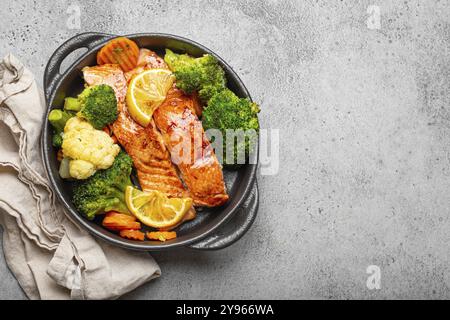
[
  {"xmin": 43, "ymin": 32, "xmax": 113, "ymax": 102},
  {"xmin": 188, "ymin": 181, "xmax": 259, "ymax": 250}
]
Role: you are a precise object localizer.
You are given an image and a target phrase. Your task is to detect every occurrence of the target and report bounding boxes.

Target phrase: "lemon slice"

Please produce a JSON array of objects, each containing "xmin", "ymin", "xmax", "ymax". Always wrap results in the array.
[
  {"xmin": 126, "ymin": 69, "xmax": 175, "ymax": 127},
  {"xmin": 125, "ymin": 186, "xmax": 193, "ymax": 228}
]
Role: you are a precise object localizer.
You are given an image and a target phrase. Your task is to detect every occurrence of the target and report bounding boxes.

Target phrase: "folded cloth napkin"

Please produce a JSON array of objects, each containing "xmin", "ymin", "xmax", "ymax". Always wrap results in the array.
[{"xmin": 0, "ymin": 54, "xmax": 161, "ymax": 300}]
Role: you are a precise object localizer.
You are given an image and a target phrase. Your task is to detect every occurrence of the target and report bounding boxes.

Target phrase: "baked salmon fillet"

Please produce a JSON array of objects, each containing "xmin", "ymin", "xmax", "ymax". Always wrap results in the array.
[
  {"xmin": 153, "ymin": 86, "xmax": 229, "ymax": 207},
  {"xmin": 82, "ymin": 64, "xmax": 190, "ymax": 199}
]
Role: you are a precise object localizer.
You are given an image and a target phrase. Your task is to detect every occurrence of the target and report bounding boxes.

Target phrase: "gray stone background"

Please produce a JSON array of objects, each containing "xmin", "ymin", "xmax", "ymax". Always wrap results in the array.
[{"xmin": 0, "ymin": 0, "xmax": 449, "ymax": 299}]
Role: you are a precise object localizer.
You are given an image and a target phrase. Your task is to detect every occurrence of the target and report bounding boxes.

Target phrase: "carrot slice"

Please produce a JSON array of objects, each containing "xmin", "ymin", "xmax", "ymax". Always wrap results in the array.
[
  {"xmin": 57, "ymin": 149, "xmax": 64, "ymax": 162},
  {"xmin": 147, "ymin": 231, "xmax": 177, "ymax": 242},
  {"xmin": 120, "ymin": 229, "xmax": 145, "ymax": 241},
  {"xmin": 97, "ymin": 37, "xmax": 140, "ymax": 72},
  {"xmin": 102, "ymin": 211, "xmax": 141, "ymax": 231}
]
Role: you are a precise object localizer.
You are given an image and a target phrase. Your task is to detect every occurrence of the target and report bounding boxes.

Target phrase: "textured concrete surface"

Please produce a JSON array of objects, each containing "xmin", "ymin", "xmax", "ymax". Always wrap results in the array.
[{"xmin": 1, "ymin": 0, "xmax": 450, "ymax": 299}]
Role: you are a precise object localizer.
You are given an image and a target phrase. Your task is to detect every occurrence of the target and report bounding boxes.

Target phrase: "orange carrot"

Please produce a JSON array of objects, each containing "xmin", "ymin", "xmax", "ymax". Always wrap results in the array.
[
  {"xmin": 57, "ymin": 149, "xmax": 64, "ymax": 162},
  {"xmin": 120, "ymin": 229, "xmax": 145, "ymax": 241},
  {"xmin": 97, "ymin": 37, "xmax": 139, "ymax": 72},
  {"xmin": 147, "ymin": 231, "xmax": 177, "ymax": 242},
  {"xmin": 102, "ymin": 212, "xmax": 141, "ymax": 231}
]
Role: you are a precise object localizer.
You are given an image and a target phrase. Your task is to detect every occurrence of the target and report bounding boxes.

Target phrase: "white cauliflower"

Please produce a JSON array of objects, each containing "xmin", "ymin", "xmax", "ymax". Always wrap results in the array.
[
  {"xmin": 62, "ymin": 117, "xmax": 121, "ymax": 179},
  {"xmin": 69, "ymin": 160, "xmax": 96, "ymax": 179}
]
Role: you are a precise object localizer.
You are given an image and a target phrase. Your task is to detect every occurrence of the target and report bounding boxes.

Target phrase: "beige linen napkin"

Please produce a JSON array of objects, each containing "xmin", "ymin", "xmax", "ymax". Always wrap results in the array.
[{"xmin": 0, "ymin": 54, "xmax": 161, "ymax": 300}]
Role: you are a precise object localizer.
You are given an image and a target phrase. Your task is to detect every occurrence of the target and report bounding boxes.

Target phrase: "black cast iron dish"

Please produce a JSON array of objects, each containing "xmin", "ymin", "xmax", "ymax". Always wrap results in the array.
[{"xmin": 42, "ymin": 32, "xmax": 259, "ymax": 251}]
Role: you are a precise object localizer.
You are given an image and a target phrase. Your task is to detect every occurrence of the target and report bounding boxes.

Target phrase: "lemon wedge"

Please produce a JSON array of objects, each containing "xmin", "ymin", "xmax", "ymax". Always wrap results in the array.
[
  {"xmin": 125, "ymin": 186, "xmax": 193, "ymax": 229},
  {"xmin": 126, "ymin": 69, "xmax": 175, "ymax": 127}
]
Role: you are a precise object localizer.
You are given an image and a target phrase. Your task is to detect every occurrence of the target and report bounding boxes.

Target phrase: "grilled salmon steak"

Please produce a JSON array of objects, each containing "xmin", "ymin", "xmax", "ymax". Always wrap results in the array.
[{"xmin": 153, "ymin": 86, "xmax": 229, "ymax": 207}]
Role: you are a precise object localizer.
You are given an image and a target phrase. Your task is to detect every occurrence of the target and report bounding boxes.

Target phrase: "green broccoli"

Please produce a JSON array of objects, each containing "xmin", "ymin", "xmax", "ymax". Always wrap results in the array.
[
  {"xmin": 64, "ymin": 84, "xmax": 118, "ymax": 130},
  {"xmin": 72, "ymin": 151, "xmax": 133, "ymax": 220},
  {"xmin": 52, "ymin": 132, "xmax": 63, "ymax": 148},
  {"xmin": 165, "ymin": 49, "xmax": 261, "ymax": 167},
  {"xmin": 48, "ymin": 109, "xmax": 74, "ymax": 147},
  {"xmin": 63, "ymin": 97, "xmax": 80, "ymax": 111},
  {"xmin": 164, "ymin": 49, "xmax": 226, "ymax": 102},
  {"xmin": 202, "ymin": 89, "xmax": 260, "ymax": 168}
]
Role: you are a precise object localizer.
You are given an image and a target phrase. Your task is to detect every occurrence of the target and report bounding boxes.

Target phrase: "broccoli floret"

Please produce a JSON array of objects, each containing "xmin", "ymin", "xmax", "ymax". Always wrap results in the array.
[
  {"xmin": 202, "ymin": 89, "xmax": 260, "ymax": 168},
  {"xmin": 64, "ymin": 97, "xmax": 80, "ymax": 111},
  {"xmin": 64, "ymin": 84, "xmax": 118, "ymax": 130},
  {"xmin": 52, "ymin": 133, "xmax": 63, "ymax": 148},
  {"xmin": 48, "ymin": 109, "xmax": 74, "ymax": 147},
  {"xmin": 164, "ymin": 49, "xmax": 226, "ymax": 102},
  {"xmin": 49, "ymin": 109, "xmax": 73, "ymax": 132},
  {"xmin": 72, "ymin": 151, "xmax": 133, "ymax": 219}
]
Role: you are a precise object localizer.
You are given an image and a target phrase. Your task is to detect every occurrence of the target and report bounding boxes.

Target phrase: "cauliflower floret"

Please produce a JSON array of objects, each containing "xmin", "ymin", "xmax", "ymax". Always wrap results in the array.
[
  {"xmin": 69, "ymin": 160, "xmax": 96, "ymax": 180},
  {"xmin": 62, "ymin": 117, "xmax": 121, "ymax": 179}
]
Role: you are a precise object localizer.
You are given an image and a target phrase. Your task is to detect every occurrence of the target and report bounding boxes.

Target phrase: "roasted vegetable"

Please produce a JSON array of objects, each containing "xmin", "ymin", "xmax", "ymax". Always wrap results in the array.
[
  {"xmin": 64, "ymin": 97, "xmax": 80, "ymax": 111},
  {"xmin": 97, "ymin": 37, "xmax": 140, "ymax": 72},
  {"xmin": 120, "ymin": 230, "xmax": 145, "ymax": 241},
  {"xmin": 62, "ymin": 117, "xmax": 120, "ymax": 179},
  {"xmin": 58, "ymin": 157, "xmax": 71, "ymax": 179},
  {"xmin": 64, "ymin": 84, "xmax": 118, "ymax": 130},
  {"xmin": 147, "ymin": 231, "xmax": 177, "ymax": 242},
  {"xmin": 72, "ymin": 151, "xmax": 133, "ymax": 219},
  {"xmin": 164, "ymin": 49, "xmax": 226, "ymax": 102},
  {"xmin": 52, "ymin": 135, "xmax": 63, "ymax": 149},
  {"xmin": 56, "ymin": 149, "xmax": 64, "ymax": 162},
  {"xmin": 202, "ymin": 89, "xmax": 260, "ymax": 168},
  {"xmin": 48, "ymin": 109, "xmax": 74, "ymax": 148},
  {"xmin": 102, "ymin": 211, "xmax": 141, "ymax": 231}
]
